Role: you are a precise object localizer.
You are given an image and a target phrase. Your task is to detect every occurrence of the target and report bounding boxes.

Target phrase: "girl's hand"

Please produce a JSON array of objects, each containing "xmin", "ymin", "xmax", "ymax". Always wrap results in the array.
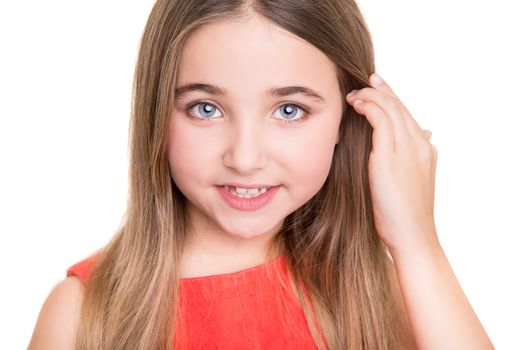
[{"xmin": 346, "ymin": 73, "xmax": 439, "ymax": 256}]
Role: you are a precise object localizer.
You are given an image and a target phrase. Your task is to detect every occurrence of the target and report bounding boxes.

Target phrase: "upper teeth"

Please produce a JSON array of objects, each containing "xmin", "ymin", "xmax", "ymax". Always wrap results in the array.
[{"xmin": 225, "ymin": 185, "xmax": 270, "ymax": 195}]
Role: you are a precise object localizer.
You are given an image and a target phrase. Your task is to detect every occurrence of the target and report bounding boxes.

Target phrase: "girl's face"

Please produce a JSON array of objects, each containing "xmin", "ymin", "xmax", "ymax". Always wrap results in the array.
[{"xmin": 168, "ymin": 16, "xmax": 342, "ymax": 247}]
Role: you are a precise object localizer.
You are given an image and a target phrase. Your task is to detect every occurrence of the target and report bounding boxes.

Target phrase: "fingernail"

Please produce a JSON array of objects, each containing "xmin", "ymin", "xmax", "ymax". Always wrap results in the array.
[
  {"xmin": 353, "ymin": 99, "xmax": 364, "ymax": 105},
  {"xmin": 347, "ymin": 90, "xmax": 357, "ymax": 96},
  {"xmin": 370, "ymin": 73, "xmax": 383, "ymax": 85}
]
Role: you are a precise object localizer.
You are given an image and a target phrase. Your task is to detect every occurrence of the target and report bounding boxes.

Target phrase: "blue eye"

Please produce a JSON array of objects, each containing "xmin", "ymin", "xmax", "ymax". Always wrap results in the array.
[
  {"xmin": 275, "ymin": 103, "xmax": 309, "ymax": 123},
  {"xmin": 185, "ymin": 101, "xmax": 311, "ymax": 123},
  {"xmin": 186, "ymin": 102, "xmax": 221, "ymax": 121}
]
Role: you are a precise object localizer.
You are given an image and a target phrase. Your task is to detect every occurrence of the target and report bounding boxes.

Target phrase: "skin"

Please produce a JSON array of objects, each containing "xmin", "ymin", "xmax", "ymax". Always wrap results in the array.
[
  {"xmin": 347, "ymin": 75, "xmax": 495, "ymax": 349},
  {"xmin": 27, "ymin": 277, "xmax": 83, "ymax": 349},
  {"xmin": 167, "ymin": 16, "xmax": 342, "ymax": 276},
  {"xmin": 168, "ymin": 12, "xmax": 495, "ymax": 347},
  {"xmin": 29, "ymin": 12, "xmax": 493, "ymax": 350},
  {"xmin": 26, "ymin": 68, "xmax": 495, "ymax": 350}
]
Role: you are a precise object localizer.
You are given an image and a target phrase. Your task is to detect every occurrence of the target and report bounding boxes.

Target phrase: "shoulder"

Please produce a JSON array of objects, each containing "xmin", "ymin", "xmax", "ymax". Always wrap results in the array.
[{"xmin": 28, "ymin": 276, "xmax": 85, "ymax": 350}]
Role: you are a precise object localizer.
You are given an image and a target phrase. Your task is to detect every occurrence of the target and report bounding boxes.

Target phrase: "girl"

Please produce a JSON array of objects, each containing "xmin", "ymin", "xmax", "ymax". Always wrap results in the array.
[{"xmin": 29, "ymin": 0, "xmax": 494, "ymax": 349}]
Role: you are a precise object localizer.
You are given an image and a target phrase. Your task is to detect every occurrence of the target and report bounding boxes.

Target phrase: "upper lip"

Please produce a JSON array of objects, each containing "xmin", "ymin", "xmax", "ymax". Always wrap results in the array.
[{"xmin": 218, "ymin": 183, "xmax": 278, "ymax": 189}]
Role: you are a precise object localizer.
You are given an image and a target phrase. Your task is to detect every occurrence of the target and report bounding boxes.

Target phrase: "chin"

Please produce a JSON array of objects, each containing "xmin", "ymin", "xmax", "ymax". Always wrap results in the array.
[{"xmin": 219, "ymin": 219, "xmax": 277, "ymax": 240}]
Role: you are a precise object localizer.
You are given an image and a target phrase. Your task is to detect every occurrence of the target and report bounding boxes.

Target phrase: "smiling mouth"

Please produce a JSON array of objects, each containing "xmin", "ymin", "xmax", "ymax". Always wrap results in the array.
[
  {"xmin": 223, "ymin": 185, "xmax": 270, "ymax": 198},
  {"xmin": 217, "ymin": 183, "xmax": 278, "ymax": 189},
  {"xmin": 216, "ymin": 184, "xmax": 281, "ymax": 210}
]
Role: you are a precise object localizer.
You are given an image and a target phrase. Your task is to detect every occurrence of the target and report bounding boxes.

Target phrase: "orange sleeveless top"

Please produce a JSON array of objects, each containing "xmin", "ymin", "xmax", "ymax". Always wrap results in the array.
[{"xmin": 66, "ymin": 253, "xmax": 325, "ymax": 349}]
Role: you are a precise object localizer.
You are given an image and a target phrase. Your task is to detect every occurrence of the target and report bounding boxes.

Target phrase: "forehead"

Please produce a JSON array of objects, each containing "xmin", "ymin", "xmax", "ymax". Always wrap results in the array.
[{"xmin": 176, "ymin": 16, "xmax": 340, "ymax": 97}]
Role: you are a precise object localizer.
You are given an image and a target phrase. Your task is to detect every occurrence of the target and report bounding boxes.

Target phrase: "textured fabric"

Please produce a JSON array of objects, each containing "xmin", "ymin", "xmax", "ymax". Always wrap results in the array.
[{"xmin": 66, "ymin": 253, "xmax": 323, "ymax": 349}]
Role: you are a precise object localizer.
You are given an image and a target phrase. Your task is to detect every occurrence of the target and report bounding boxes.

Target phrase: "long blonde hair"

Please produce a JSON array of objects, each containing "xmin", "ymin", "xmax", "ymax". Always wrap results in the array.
[{"xmin": 76, "ymin": 0, "xmax": 405, "ymax": 348}]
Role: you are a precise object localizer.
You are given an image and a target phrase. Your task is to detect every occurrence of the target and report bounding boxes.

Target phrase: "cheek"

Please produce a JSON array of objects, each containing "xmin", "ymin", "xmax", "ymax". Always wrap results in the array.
[
  {"xmin": 281, "ymin": 127, "xmax": 336, "ymax": 199},
  {"xmin": 167, "ymin": 120, "xmax": 212, "ymax": 189}
]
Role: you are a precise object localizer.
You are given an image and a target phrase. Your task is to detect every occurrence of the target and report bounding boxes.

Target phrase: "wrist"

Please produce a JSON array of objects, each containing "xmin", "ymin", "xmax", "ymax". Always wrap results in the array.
[{"xmin": 387, "ymin": 225, "xmax": 443, "ymax": 263}]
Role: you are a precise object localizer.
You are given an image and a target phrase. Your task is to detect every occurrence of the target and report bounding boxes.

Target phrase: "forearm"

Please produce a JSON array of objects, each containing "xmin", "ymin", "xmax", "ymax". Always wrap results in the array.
[{"xmin": 390, "ymin": 233, "xmax": 495, "ymax": 350}]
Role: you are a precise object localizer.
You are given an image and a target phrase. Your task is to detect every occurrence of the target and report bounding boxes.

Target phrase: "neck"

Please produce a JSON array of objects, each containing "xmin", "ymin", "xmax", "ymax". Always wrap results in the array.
[{"xmin": 179, "ymin": 221, "xmax": 284, "ymax": 279}]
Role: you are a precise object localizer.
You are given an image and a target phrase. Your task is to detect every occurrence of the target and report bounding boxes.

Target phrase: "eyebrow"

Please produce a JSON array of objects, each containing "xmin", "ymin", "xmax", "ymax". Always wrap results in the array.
[{"xmin": 174, "ymin": 83, "xmax": 326, "ymax": 103}]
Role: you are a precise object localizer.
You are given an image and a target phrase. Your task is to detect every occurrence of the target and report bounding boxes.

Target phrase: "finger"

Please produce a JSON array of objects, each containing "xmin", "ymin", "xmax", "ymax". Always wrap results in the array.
[
  {"xmin": 432, "ymin": 144, "xmax": 437, "ymax": 191},
  {"xmin": 347, "ymin": 85, "xmax": 427, "ymax": 147},
  {"xmin": 423, "ymin": 130, "xmax": 432, "ymax": 140},
  {"xmin": 429, "ymin": 143, "xmax": 438, "ymax": 209},
  {"xmin": 347, "ymin": 87, "xmax": 412, "ymax": 149},
  {"xmin": 369, "ymin": 73, "xmax": 428, "ymax": 144},
  {"xmin": 347, "ymin": 97, "xmax": 396, "ymax": 154},
  {"xmin": 370, "ymin": 73, "xmax": 400, "ymax": 99}
]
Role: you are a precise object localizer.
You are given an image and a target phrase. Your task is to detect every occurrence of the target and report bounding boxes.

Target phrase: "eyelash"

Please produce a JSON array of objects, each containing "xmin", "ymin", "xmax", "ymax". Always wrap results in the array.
[{"xmin": 184, "ymin": 101, "xmax": 312, "ymax": 124}]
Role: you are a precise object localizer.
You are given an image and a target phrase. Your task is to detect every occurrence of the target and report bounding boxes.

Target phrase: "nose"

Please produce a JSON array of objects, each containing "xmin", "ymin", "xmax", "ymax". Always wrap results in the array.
[{"xmin": 223, "ymin": 119, "xmax": 268, "ymax": 175}]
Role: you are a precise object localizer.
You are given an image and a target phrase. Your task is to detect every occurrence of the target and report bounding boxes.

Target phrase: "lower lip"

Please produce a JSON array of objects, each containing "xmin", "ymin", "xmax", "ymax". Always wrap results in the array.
[{"xmin": 216, "ymin": 185, "xmax": 281, "ymax": 211}]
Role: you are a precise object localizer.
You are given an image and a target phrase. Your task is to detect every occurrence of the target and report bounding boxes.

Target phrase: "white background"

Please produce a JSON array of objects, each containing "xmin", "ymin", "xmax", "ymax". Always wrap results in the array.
[{"xmin": 1, "ymin": 1, "xmax": 523, "ymax": 348}]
